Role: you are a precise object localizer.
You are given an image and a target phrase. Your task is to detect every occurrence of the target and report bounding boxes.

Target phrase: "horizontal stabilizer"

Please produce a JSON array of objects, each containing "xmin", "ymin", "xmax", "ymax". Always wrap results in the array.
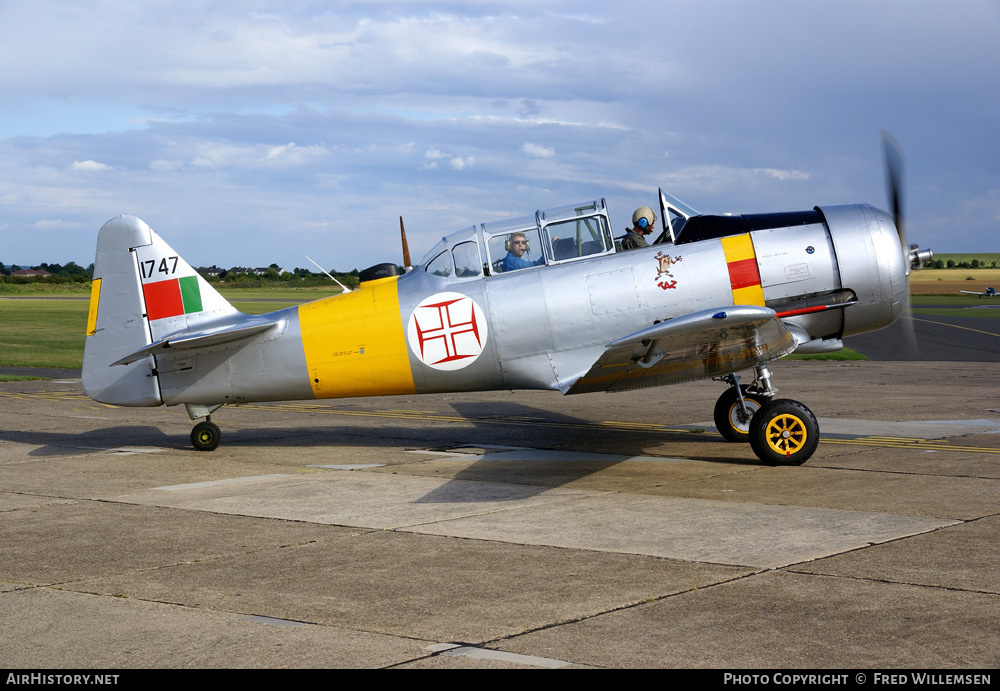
[{"xmin": 111, "ymin": 317, "xmax": 283, "ymax": 367}]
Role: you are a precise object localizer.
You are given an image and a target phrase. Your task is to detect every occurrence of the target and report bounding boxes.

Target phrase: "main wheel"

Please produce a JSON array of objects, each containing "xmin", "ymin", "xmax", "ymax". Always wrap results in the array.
[
  {"xmin": 748, "ymin": 399, "xmax": 819, "ymax": 466},
  {"xmin": 713, "ymin": 386, "xmax": 769, "ymax": 443},
  {"xmin": 191, "ymin": 420, "xmax": 221, "ymax": 452}
]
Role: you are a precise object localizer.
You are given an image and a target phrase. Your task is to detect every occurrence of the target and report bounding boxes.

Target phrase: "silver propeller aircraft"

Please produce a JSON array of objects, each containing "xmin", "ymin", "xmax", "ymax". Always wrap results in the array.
[
  {"xmin": 959, "ymin": 287, "xmax": 995, "ymax": 298},
  {"xmin": 82, "ymin": 137, "xmax": 929, "ymax": 466}
]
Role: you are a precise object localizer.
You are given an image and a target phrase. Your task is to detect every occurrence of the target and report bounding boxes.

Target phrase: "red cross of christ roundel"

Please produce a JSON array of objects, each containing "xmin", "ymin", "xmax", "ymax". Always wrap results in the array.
[{"xmin": 406, "ymin": 292, "xmax": 488, "ymax": 371}]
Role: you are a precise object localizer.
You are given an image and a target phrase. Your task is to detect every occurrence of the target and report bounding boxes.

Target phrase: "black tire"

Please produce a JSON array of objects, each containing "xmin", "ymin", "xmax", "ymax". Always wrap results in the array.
[
  {"xmin": 748, "ymin": 399, "xmax": 819, "ymax": 466},
  {"xmin": 191, "ymin": 421, "xmax": 221, "ymax": 452},
  {"xmin": 713, "ymin": 386, "xmax": 769, "ymax": 443}
]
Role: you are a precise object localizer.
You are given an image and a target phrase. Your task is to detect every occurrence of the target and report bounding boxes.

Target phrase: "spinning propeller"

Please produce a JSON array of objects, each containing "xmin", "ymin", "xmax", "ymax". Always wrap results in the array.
[
  {"xmin": 881, "ymin": 130, "xmax": 932, "ymax": 358},
  {"xmin": 882, "ymin": 130, "xmax": 932, "ymax": 273}
]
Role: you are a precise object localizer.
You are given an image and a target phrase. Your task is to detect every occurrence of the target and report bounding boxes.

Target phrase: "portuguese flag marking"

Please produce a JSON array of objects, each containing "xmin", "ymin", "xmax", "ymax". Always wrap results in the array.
[{"xmin": 143, "ymin": 276, "xmax": 203, "ymax": 321}]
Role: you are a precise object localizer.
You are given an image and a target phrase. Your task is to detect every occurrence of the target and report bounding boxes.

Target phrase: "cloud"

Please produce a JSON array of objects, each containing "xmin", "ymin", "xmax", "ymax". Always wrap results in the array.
[
  {"xmin": 264, "ymin": 142, "xmax": 327, "ymax": 165},
  {"xmin": 517, "ymin": 99, "xmax": 543, "ymax": 118},
  {"xmin": 522, "ymin": 142, "xmax": 555, "ymax": 158},
  {"xmin": 754, "ymin": 168, "xmax": 810, "ymax": 182},
  {"xmin": 0, "ymin": 1, "xmax": 998, "ymax": 265},
  {"xmin": 150, "ymin": 159, "xmax": 184, "ymax": 172},
  {"xmin": 70, "ymin": 160, "xmax": 113, "ymax": 172},
  {"xmin": 423, "ymin": 148, "xmax": 473, "ymax": 171}
]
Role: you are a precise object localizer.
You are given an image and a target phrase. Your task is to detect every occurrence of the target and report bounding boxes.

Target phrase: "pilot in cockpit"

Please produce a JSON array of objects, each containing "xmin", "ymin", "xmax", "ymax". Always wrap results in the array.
[
  {"xmin": 621, "ymin": 206, "xmax": 657, "ymax": 250},
  {"xmin": 499, "ymin": 232, "xmax": 545, "ymax": 272}
]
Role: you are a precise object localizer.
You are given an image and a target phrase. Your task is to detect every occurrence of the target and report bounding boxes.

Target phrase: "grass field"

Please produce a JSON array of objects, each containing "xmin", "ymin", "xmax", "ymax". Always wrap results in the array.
[
  {"xmin": 0, "ymin": 282, "xmax": 91, "ymax": 295},
  {"xmin": 0, "ymin": 295, "xmax": 304, "ymax": 369},
  {"xmin": 909, "ymin": 268, "xmax": 1000, "ymax": 295},
  {"xmin": 0, "ymin": 299, "xmax": 91, "ymax": 368},
  {"xmin": 2, "ymin": 279, "xmax": 995, "ymax": 370},
  {"xmin": 0, "ymin": 292, "xmax": 873, "ymax": 370}
]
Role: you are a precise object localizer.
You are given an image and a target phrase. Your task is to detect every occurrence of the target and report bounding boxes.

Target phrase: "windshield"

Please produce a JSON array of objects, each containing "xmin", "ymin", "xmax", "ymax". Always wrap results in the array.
[
  {"xmin": 419, "ymin": 198, "xmax": 613, "ymax": 277},
  {"xmin": 657, "ymin": 189, "xmax": 699, "ymax": 244}
]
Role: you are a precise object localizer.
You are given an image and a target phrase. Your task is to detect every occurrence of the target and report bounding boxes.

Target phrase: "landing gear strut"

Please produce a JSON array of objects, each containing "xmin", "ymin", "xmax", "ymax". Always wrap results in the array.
[
  {"xmin": 714, "ymin": 364, "xmax": 819, "ymax": 466},
  {"xmin": 713, "ymin": 381, "xmax": 769, "ymax": 443},
  {"xmin": 713, "ymin": 366, "xmax": 775, "ymax": 443}
]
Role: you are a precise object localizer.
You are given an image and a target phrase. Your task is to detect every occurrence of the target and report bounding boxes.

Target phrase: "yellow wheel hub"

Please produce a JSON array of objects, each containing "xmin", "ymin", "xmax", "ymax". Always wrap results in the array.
[{"xmin": 764, "ymin": 413, "xmax": 808, "ymax": 456}]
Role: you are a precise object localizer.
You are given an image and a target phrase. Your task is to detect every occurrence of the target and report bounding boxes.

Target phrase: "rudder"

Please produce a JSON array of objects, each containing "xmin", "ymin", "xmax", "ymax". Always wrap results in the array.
[{"xmin": 83, "ymin": 215, "xmax": 239, "ymax": 406}]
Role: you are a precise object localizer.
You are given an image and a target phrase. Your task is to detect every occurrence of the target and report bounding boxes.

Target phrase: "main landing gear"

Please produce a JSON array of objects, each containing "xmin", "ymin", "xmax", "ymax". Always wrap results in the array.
[
  {"xmin": 191, "ymin": 417, "xmax": 221, "ymax": 452},
  {"xmin": 713, "ymin": 365, "xmax": 819, "ymax": 466},
  {"xmin": 186, "ymin": 403, "xmax": 224, "ymax": 452}
]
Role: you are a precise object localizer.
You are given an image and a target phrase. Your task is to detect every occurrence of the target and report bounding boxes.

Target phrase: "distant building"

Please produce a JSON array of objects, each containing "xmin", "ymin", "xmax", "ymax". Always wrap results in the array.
[
  {"xmin": 225, "ymin": 266, "xmax": 284, "ymax": 277},
  {"xmin": 12, "ymin": 269, "xmax": 52, "ymax": 278}
]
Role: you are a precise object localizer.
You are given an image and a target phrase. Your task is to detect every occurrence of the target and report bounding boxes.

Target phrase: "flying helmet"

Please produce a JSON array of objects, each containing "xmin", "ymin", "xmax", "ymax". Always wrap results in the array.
[{"xmin": 632, "ymin": 206, "xmax": 657, "ymax": 230}]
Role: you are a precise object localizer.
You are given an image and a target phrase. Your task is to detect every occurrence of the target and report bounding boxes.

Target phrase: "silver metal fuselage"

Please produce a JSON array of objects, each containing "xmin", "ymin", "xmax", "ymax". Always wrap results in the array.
[{"xmin": 82, "ymin": 201, "xmax": 907, "ymax": 411}]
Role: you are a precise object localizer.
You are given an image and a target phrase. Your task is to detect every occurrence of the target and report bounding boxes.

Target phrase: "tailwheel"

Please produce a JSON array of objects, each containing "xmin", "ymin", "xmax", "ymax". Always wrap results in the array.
[
  {"xmin": 748, "ymin": 399, "xmax": 819, "ymax": 466},
  {"xmin": 713, "ymin": 385, "xmax": 770, "ymax": 443},
  {"xmin": 191, "ymin": 419, "xmax": 221, "ymax": 452}
]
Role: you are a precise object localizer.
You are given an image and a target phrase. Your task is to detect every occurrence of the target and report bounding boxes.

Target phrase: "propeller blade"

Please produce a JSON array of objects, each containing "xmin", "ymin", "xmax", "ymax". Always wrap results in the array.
[
  {"xmin": 898, "ymin": 291, "xmax": 921, "ymax": 360},
  {"xmin": 881, "ymin": 131, "xmax": 922, "ymax": 358},
  {"xmin": 881, "ymin": 129, "xmax": 905, "ymax": 244},
  {"xmin": 400, "ymin": 216, "xmax": 411, "ymax": 268}
]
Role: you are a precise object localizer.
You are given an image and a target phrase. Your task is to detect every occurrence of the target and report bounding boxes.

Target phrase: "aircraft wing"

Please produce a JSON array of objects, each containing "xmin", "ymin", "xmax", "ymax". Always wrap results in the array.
[
  {"xmin": 562, "ymin": 305, "xmax": 795, "ymax": 395},
  {"xmin": 110, "ymin": 317, "xmax": 284, "ymax": 367}
]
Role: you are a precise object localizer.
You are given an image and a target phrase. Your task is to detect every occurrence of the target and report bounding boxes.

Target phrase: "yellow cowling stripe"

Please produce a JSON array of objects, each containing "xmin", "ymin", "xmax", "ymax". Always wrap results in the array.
[
  {"xmin": 298, "ymin": 277, "xmax": 416, "ymax": 398},
  {"xmin": 720, "ymin": 233, "xmax": 766, "ymax": 306},
  {"xmin": 86, "ymin": 278, "xmax": 102, "ymax": 336}
]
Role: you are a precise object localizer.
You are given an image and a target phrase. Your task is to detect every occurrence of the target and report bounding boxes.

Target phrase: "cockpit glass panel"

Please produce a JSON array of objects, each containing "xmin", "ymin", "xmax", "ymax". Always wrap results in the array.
[
  {"xmin": 539, "ymin": 200, "xmax": 600, "ymax": 224},
  {"xmin": 482, "ymin": 214, "xmax": 537, "ymax": 236},
  {"xmin": 543, "ymin": 215, "xmax": 613, "ymax": 261},
  {"xmin": 425, "ymin": 250, "xmax": 453, "ymax": 277},
  {"xmin": 667, "ymin": 208, "xmax": 687, "ymax": 237},
  {"xmin": 487, "ymin": 227, "xmax": 545, "ymax": 274},
  {"xmin": 452, "ymin": 241, "xmax": 482, "ymax": 278},
  {"xmin": 416, "ymin": 226, "xmax": 477, "ymax": 269}
]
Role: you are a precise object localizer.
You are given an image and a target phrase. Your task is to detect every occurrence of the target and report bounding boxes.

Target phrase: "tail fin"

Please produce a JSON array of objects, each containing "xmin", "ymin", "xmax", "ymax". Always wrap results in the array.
[{"xmin": 83, "ymin": 215, "xmax": 239, "ymax": 405}]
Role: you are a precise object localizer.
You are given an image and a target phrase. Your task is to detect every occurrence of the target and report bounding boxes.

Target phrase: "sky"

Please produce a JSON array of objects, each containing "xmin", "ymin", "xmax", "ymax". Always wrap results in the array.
[{"xmin": 1, "ymin": 0, "xmax": 998, "ymax": 272}]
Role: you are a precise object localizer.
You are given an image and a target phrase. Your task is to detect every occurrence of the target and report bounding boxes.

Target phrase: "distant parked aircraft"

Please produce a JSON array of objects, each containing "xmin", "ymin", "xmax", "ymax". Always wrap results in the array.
[{"xmin": 959, "ymin": 287, "xmax": 996, "ymax": 298}]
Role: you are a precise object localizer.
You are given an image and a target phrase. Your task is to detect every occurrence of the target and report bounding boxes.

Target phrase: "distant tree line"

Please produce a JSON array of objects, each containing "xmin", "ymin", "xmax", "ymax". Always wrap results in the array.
[
  {"xmin": 923, "ymin": 258, "xmax": 998, "ymax": 269},
  {"xmin": 198, "ymin": 265, "xmax": 363, "ymax": 290},
  {"xmin": 3, "ymin": 253, "xmax": 994, "ymax": 288},
  {"xmin": 0, "ymin": 261, "xmax": 366, "ymax": 289},
  {"xmin": 0, "ymin": 261, "xmax": 94, "ymax": 283}
]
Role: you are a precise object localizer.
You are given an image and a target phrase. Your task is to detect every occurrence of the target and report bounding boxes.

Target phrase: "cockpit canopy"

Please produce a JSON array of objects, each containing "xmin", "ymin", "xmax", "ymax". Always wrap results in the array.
[
  {"xmin": 418, "ymin": 199, "xmax": 615, "ymax": 279},
  {"xmin": 416, "ymin": 190, "xmax": 821, "ymax": 281}
]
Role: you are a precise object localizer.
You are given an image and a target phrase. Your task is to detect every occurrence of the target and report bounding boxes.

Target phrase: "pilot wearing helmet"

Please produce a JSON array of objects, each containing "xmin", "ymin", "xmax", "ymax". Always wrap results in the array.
[{"xmin": 621, "ymin": 206, "xmax": 657, "ymax": 250}]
